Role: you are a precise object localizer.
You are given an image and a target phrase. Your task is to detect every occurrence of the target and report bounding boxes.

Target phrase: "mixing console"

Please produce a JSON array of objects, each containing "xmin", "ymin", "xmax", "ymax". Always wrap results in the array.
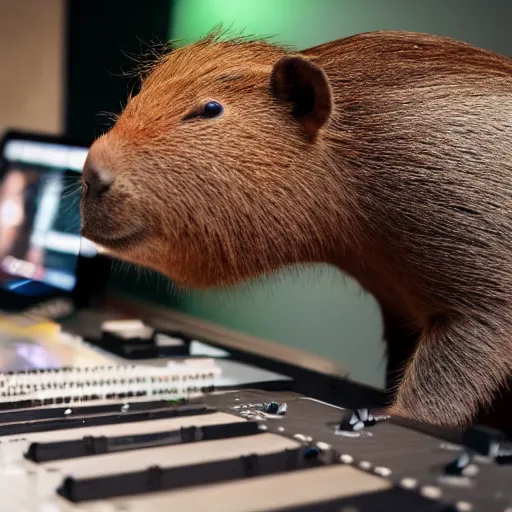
[
  {"xmin": 0, "ymin": 311, "xmax": 509, "ymax": 511},
  {"xmin": 0, "ymin": 386, "xmax": 511, "ymax": 511}
]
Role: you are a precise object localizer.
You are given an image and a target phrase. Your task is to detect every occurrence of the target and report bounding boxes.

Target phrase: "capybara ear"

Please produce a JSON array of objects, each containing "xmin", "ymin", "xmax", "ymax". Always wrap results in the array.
[{"xmin": 270, "ymin": 54, "xmax": 332, "ymax": 138}]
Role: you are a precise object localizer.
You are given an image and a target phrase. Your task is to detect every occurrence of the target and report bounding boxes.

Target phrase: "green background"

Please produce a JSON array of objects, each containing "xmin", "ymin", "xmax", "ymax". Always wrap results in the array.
[{"xmin": 116, "ymin": 0, "xmax": 512, "ymax": 389}]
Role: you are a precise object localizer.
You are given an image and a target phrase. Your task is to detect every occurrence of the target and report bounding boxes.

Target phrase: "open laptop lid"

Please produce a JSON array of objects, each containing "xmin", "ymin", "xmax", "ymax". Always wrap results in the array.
[{"xmin": 0, "ymin": 130, "xmax": 107, "ymax": 311}]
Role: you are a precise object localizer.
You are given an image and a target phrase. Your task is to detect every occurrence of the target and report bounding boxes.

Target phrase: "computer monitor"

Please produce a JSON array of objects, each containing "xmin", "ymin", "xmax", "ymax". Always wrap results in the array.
[{"xmin": 0, "ymin": 130, "xmax": 101, "ymax": 307}]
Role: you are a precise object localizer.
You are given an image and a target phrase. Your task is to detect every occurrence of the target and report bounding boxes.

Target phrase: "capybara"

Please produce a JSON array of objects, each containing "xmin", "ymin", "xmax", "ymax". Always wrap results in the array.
[{"xmin": 81, "ymin": 29, "xmax": 512, "ymax": 428}]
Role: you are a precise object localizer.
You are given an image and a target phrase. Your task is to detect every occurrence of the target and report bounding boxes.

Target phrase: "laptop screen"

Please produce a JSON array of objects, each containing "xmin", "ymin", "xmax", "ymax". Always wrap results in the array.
[{"xmin": 0, "ymin": 135, "xmax": 96, "ymax": 295}]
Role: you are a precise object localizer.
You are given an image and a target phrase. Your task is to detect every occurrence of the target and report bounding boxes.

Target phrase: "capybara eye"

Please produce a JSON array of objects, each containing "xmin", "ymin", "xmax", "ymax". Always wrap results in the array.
[
  {"xmin": 183, "ymin": 101, "xmax": 224, "ymax": 121},
  {"xmin": 202, "ymin": 101, "xmax": 223, "ymax": 117}
]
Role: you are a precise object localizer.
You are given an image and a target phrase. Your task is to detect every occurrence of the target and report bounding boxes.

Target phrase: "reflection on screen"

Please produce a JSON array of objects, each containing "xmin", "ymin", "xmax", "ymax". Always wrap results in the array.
[{"xmin": 0, "ymin": 139, "xmax": 94, "ymax": 294}]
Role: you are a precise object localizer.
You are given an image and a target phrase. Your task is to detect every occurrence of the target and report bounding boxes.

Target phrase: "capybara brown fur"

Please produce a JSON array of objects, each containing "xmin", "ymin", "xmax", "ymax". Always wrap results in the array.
[{"xmin": 81, "ymin": 29, "xmax": 512, "ymax": 429}]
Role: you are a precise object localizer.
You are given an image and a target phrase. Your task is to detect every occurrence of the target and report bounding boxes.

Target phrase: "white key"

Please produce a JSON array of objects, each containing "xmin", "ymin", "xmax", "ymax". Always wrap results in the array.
[
  {"xmin": 48, "ymin": 433, "xmax": 299, "ymax": 479},
  {"xmin": 109, "ymin": 465, "xmax": 390, "ymax": 512},
  {"xmin": 1, "ymin": 412, "xmax": 246, "ymax": 462}
]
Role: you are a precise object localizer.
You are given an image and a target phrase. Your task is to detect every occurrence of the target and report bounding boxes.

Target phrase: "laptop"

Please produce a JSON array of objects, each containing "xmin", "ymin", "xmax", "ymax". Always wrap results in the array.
[{"xmin": 0, "ymin": 130, "xmax": 109, "ymax": 312}]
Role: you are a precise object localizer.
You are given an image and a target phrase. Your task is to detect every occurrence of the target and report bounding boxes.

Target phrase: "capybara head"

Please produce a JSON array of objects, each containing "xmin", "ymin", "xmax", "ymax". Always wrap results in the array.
[{"xmin": 81, "ymin": 33, "xmax": 350, "ymax": 289}]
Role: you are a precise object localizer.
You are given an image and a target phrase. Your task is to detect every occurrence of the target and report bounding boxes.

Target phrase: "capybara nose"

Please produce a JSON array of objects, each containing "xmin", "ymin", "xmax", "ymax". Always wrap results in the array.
[{"xmin": 82, "ymin": 157, "xmax": 114, "ymax": 200}]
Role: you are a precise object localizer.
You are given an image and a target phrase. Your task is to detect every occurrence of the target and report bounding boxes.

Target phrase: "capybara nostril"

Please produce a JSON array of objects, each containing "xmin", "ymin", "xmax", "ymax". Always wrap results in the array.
[{"xmin": 82, "ymin": 158, "xmax": 114, "ymax": 200}]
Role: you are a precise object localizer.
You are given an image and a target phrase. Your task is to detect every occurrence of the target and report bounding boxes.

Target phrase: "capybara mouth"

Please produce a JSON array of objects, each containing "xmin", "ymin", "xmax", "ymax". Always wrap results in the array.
[
  {"xmin": 80, "ymin": 188, "xmax": 146, "ymax": 252},
  {"xmin": 81, "ymin": 210, "xmax": 145, "ymax": 251},
  {"xmin": 82, "ymin": 224, "xmax": 144, "ymax": 251}
]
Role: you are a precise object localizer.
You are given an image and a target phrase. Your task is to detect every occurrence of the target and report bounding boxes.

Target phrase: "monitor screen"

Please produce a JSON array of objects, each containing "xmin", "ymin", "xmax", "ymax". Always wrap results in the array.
[{"xmin": 0, "ymin": 136, "xmax": 96, "ymax": 295}]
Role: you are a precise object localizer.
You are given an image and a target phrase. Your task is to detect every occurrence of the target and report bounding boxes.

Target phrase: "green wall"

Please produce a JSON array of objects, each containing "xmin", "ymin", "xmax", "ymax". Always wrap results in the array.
[
  {"xmin": 170, "ymin": 0, "xmax": 512, "ymax": 54},
  {"xmin": 152, "ymin": 0, "xmax": 512, "ymax": 389}
]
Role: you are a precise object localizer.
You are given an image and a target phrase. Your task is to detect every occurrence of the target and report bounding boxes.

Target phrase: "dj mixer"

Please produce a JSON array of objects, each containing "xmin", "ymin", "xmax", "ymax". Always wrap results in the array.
[
  {"xmin": 0, "ymin": 128, "xmax": 509, "ymax": 511},
  {"xmin": 0, "ymin": 299, "xmax": 510, "ymax": 512}
]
